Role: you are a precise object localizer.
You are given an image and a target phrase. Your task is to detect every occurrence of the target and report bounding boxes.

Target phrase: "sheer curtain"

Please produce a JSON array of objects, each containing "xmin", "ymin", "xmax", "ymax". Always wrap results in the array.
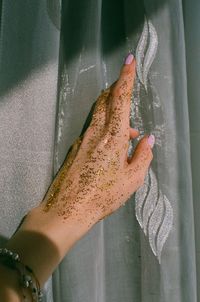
[{"xmin": 0, "ymin": 1, "xmax": 199, "ymax": 301}]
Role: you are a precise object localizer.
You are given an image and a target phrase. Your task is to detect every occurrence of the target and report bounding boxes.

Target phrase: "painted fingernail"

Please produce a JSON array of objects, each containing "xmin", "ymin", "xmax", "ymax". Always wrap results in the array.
[
  {"xmin": 147, "ymin": 134, "xmax": 155, "ymax": 148},
  {"xmin": 125, "ymin": 53, "xmax": 134, "ymax": 65}
]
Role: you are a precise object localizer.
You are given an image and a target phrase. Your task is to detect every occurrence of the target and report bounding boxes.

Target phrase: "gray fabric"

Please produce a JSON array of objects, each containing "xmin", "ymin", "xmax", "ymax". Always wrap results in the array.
[
  {"xmin": 0, "ymin": 1, "xmax": 60, "ymax": 299},
  {"xmin": 0, "ymin": 0, "xmax": 198, "ymax": 301},
  {"xmin": 183, "ymin": 0, "xmax": 200, "ymax": 300}
]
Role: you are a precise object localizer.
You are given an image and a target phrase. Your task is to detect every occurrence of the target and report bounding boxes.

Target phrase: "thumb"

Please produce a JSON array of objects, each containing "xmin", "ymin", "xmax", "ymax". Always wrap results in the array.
[{"xmin": 128, "ymin": 134, "xmax": 155, "ymax": 176}]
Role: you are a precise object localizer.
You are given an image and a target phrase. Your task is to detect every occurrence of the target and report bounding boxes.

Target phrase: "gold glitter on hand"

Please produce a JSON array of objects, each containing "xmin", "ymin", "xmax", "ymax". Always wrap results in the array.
[{"xmin": 39, "ymin": 56, "xmax": 154, "ymax": 228}]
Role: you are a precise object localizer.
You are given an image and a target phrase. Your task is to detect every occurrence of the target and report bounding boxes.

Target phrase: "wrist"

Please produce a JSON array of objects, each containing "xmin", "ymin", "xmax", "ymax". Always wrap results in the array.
[
  {"xmin": 21, "ymin": 205, "xmax": 92, "ymax": 255},
  {"xmin": 3, "ymin": 205, "xmax": 93, "ymax": 287}
]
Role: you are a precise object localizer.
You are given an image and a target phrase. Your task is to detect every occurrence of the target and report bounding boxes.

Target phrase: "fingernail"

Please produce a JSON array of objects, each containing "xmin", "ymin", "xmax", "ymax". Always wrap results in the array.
[
  {"xmin": 147, "ymin": 134, "xmax": 155, "ymax": 148},
  {"xmin": 124, "ymin": 53, "xmax": 134, "ymax": 65}
]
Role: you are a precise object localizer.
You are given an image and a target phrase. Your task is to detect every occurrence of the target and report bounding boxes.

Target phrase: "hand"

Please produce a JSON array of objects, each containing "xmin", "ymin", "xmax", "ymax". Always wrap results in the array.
[
  {"xmin": 1, "ymin": 55, "xmax": 155, "ymax": 295},
  {"xmin": 39, "ymin": 54, "xmax": 154, "ymax": 228}
]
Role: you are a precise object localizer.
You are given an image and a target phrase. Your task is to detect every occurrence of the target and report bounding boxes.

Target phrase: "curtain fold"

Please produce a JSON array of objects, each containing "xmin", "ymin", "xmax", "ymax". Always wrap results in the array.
[
  {"xmin": 0, "ymin": 1, "xmax": 199, "ymax": 301},
  {"xmin": 0, "ymin": 0, "xmax": 61, "ymax": 300},
  {"xmin": 183, "ymin": 0, "xmax": 200, "ymax": 301}
]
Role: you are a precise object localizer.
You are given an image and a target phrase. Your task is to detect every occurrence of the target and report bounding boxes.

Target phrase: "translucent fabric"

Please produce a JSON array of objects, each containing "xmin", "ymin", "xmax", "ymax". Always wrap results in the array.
[{"xmin": 0, "ymin": 0, "xmax": 199, "ymax": 301}]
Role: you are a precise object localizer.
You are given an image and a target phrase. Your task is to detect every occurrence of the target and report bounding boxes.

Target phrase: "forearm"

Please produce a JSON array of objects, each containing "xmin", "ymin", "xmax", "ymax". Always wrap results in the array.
[{"xmin": 0, "ymin": 205, "xmax": 93, "ymax": 301}]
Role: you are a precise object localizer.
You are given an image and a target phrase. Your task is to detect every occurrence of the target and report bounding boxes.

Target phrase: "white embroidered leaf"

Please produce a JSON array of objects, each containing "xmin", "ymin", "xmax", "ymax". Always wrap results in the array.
[
  {"xmin": 135, "ymin": 18, "xmax": 158, "ymax": 91},
  {"xmin": 135, "ymin": 18, "xmax": 148, "ymax": 85},
  {"xmin": 134, "ymin": 168, "xmax": 174, "ymax": 262},
  {"xmin": 135, "ymin": 171, "xmax": 150, "ymax": 228},
  {"xmin": 148, "ymin": 192, "xmax": 164, "ymax": 256},
  {"xmin": 142, "ymin": 168, "xmax": 159, "ymax": 235},
  {"xmin": 143, "ymin": 20, "xmax": 158, "ymax": 90},
  {"xmin": 133, "ymin": 16, "xmax": 173, "ymax": 263},
  {"xmin": 156, "ymin": 195, "xmax": 173, "ymax": 263}
]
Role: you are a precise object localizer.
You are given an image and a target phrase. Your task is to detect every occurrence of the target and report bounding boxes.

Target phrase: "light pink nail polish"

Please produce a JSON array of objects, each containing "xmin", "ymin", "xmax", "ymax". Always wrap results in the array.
[
  {"xmin": 147, "ymin": 134, "xmax": 155, "ymax": 148},
  {"xmin": 125, "ymin": 53, "xmax": 134, "ymax": 65}
]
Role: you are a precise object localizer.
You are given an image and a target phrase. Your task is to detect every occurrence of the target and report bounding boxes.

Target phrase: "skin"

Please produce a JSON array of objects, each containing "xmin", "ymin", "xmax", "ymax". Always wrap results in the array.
[{"xmin": 0, "ymin": 56, "xmax": 154, "ymax": 301}]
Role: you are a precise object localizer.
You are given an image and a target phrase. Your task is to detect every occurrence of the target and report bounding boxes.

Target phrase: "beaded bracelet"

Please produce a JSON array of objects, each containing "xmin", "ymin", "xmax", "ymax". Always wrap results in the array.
[{"xmin": 0, "ymin": 248, "xmax": 43, "ymax": 302}]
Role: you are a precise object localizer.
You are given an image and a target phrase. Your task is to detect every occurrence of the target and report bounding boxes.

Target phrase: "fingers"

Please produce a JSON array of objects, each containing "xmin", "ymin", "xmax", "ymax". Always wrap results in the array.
[
  {"xmin": 127, "ymin": 135, "xmax": 155, "ymax": 182},
  {"xmin": 75, "ymin": 54, "xmax": 136, "ymax": 161},
  {"xmin": 79, "ymin": 54, "xmax": 136, "ymax": 154},
  {"xmin": 129, "ymin": 128, "xmax": 140, "ymax": 139},
  {"xmin": 79, "ymin": 88, "xmax": 110, "ymax": 155},
  {"xmin": 107, "ymin": 53, "xmax": 136, "ymax": 136},
  {"xmin": 89, "ymin": 87, "xmax": 110, "ymax": 130}
]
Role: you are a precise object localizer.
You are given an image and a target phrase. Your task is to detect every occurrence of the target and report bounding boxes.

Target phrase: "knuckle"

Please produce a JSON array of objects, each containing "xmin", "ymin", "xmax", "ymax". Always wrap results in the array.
[
  {"xmin": 123, "ymin": 69, "xmax": 132, "ymax": 78},
  {"xmin": 124, "ymin": 132, "xmax": 129, "ymax": 141},
  {"xmin": 111, "ymin": 83, "xmax": 121, "ymax": 98},
  {"xmin": 106, "ymin": 122, "xmax": 121, "ymax": 138},
  {"xmin": 138, "ymin": 174, "xmax": 145, "ymax": 186},
  {"xmin": 111, "ymin": 79, "xmax": 128, "ymax": 98},
  {"xmin": 100, "ymin": 131, "xmax": 117, "ymax": 146},
  {"xmin": 146, "ymin": 148, "xmax": 153, "ymax": 161},
  {"xmin": 143, "ymin": 146, "xmax": 153, "ymax": 161}
]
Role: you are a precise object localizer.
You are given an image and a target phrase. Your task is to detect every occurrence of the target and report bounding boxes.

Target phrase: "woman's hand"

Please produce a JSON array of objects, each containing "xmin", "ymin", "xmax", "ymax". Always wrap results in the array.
[
  {"xmin": 2, "ymin": 54, "xmax": 155, "ymax": 293},
  {"xmin": 39, "ymin": 54, "xmax": 154, "ymax": 228}
]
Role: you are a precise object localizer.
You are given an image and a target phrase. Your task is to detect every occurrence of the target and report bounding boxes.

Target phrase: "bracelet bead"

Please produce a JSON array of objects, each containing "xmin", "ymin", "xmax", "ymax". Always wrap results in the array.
[{"xmin": 0, "ymin": 247, "xmax": 43, "ymax": 301}]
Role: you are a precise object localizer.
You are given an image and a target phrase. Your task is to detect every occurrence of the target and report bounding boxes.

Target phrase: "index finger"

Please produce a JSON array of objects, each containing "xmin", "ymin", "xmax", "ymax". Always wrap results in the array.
[{"xmin": 107, "ymin": 54, "xmax": 136, "ymax": 136}]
